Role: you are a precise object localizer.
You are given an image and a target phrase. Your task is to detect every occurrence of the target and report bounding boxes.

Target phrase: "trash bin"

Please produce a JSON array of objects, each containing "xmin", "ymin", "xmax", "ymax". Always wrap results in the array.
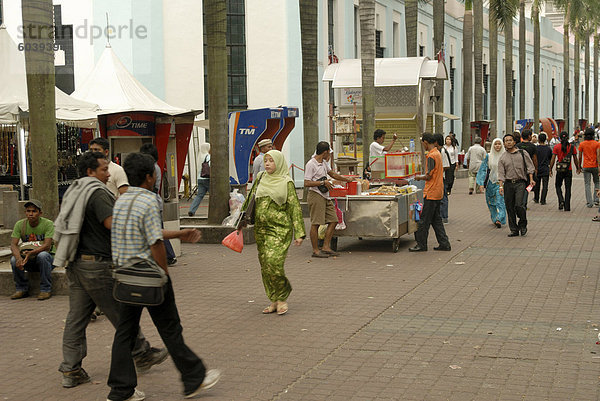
[{"xmin": 335, "ymin": 157, "xmax": 360, "ymax": 175}]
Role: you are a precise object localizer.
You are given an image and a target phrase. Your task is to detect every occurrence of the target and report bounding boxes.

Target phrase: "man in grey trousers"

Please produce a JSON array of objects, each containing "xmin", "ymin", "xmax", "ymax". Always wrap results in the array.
[{"xmin": 56, "ymin": 151, "xmax": 168, "ymax": 388}]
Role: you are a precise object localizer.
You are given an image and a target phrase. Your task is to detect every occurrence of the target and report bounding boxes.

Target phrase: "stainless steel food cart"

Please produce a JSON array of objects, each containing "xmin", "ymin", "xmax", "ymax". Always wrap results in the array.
[{"xmin": 331, "ymin": 190, "xmax": 423, "ymax": 252}]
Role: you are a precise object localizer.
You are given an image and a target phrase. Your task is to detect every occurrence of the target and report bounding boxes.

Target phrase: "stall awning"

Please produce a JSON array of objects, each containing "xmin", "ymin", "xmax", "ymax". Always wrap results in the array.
[{"xmin": 323, "ymin": 57, "xmax": 448, "ymax": 88}]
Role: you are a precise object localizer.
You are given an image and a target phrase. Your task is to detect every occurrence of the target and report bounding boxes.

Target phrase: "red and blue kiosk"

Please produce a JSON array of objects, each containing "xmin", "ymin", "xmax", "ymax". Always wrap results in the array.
[{"xmin": 228, "ymin": 107, "xmax": 299, "ymax": 185}]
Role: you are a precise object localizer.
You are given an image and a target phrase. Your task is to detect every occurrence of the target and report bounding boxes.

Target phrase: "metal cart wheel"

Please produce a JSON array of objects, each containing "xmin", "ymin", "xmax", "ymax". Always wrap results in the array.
[
  {"xmin": 392, "ymin": 238, "xmax": 400, "ymax": 253},
  {"xmin": 331, "ymin": 237, "xmax": 338, "ymax": 251}
]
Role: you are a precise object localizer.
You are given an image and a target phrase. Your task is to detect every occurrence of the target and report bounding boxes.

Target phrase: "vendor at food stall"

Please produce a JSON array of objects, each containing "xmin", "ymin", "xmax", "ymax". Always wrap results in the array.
[
  {"xmin": 409, "ymin": 133, "xmax": 451, "ymax": 253},
  {"xmin": 304, "ymin": 141, "xmax": 353, "ymax": 258},
  {"xmin": 369, "ymin": 129, "xmax": 398, "ymax": 157}
]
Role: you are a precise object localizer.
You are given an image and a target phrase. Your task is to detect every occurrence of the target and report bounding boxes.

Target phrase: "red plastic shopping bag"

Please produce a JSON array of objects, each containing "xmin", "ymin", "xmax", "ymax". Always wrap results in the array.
[
  {"xmin": 334, "ymin": 199, "xmax": 346, "ymax": 230},
  {"xmin": 222, "ymin": 229, "xmax": 244, "ymax": 253}
]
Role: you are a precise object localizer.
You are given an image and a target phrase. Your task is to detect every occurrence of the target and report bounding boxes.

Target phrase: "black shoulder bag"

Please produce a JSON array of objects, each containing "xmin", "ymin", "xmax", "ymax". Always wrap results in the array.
[{"xmin": 113, "ymin": 193, "xmax": 168, "ymax": 306}]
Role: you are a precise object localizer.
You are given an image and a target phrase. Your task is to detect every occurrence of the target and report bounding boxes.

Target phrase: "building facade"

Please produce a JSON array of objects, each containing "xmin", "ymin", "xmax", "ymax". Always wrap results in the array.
[{"xmin": 2, "ymin": 0, "xmax": 594, "ymax": 169}]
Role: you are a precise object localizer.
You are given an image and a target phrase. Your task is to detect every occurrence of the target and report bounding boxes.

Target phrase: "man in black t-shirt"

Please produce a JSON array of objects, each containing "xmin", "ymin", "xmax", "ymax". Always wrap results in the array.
[
  {"xmin": 58, "ymin": 152, "xmax": 168, "ymax": 388},
  {"xmin": 534, "ymin": 133, "xmax": 553, "ymax": 204},
  {"xmin": 516, "ymin": 129, "xmax": 538, "ymax": 207}
]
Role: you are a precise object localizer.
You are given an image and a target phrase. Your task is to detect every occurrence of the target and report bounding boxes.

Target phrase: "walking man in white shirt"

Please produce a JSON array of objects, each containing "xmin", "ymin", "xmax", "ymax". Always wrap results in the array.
[
  {"xmin": 466, "ymin": 137, "xmax": 487, "ymax": 195},
  {"xmin": 89, "ymin": 138, "xmax": 129, "ymax": 197}
]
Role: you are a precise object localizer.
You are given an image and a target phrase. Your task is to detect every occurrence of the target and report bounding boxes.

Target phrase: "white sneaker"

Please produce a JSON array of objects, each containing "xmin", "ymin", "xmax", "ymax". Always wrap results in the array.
[
  {"xmin": 107, "ymin": 388, "xmax": 145, "ymax": 401},
  {"xmin": 184, "ymin": 369, "xmax": 222, "ymax": 398}
]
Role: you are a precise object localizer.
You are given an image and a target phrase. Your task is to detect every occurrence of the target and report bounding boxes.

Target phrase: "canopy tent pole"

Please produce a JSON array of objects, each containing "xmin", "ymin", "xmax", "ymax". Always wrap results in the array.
[{"xmin": 16, "ymin": 120, "xmax": 27, "ymax": 200}]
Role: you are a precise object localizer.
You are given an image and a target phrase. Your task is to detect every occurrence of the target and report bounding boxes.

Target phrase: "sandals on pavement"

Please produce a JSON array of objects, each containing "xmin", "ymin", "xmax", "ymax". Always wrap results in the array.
[
  {"xmin": 321, "ymin": 250, "xmax": 340, "ymax": 256},
  {"xmin": 277, "ymin": 302, "xmax": 288, "ymax": 315},
  {"xmin": 592, "ymin": 216, "xmax": 600, "ymax": 222},
  {"xmin": 262, "ymin": 303, "xmax": 277, "ymax": 314},
  {"xmin": 311, "ymin": 252, "xmax": 329, "ymax": 258}
]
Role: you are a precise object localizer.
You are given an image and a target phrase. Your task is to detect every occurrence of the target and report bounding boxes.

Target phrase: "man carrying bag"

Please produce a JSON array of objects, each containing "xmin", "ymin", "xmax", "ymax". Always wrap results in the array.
[
  {"xmin": 56, "ymin": 152, "xmax": 168, "ymax": 389},
  {"xmin": 106, "ymin": 152, "xmax": 221, "ymax": 401}
]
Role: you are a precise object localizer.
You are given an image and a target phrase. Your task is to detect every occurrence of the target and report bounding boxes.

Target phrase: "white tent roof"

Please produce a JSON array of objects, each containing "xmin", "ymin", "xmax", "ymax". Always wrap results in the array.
[
  {"xmin": 72, "ymin": 45, "xmax": 199, "ymax": 116},
  {"xmin": 0, "ymin": 26, "xmax": 99, "ymax": 124},
  {"xmin": 322, "ymin": 57, "xmax": 448, "ymax": 88}
]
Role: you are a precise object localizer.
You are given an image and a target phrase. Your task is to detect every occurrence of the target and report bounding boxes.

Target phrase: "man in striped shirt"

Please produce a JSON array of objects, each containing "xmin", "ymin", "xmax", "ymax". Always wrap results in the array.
[{"xmin": 107, "ymin": 153, "xmax": 221, "ymax": 401}]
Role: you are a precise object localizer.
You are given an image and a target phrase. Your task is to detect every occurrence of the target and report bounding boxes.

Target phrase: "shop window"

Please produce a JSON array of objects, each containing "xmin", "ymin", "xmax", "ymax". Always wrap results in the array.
[
  {"xmin": 54, "ymin": 5, "xmax": 75, "ymax": 94},
  {"xmin": 552, "ymin": 78, "xmax": 556, "ymax": 118},
  {"xmin": 512, "ymin": 71, "xmax": 516, "ymax": 120},
  {"xmin": 449, "ymin": 56, "xmax": 455, "ymax": 133},
  {"xmin": 204, "ymin": 0, "xmax": 248, "ymax": 112},
  {"xmin": 376, "ymin": 30, "xmax": 384, "ymax": 58},
  {"xmin": 328, "ymin": 0, "xmax": 335, "ymax": 104},
  {"xmin": 483, "ymin": 64, "xmax": 488, "ymax": 120}
]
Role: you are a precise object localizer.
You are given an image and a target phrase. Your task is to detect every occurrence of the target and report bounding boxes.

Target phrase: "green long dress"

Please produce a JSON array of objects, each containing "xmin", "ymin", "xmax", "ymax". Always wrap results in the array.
[{"xmin": 244, "ymin": 180, "xmax": 306, "ymax": 302}]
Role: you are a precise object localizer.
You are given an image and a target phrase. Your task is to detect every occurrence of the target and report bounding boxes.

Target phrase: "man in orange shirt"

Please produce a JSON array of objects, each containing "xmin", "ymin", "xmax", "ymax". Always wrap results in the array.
[
  {"xmin": 578, "ymin": 127, "xmax": 600, "ymax": 208},
  {"xmin": 409, "ymin": 133, "xmax": 451, "ymax": 252}
]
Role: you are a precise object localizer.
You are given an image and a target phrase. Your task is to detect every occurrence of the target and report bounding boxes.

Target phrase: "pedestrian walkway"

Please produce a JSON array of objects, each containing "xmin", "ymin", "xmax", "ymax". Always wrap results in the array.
[{"xmin": 1, "ymin": 176, "xmax": 599, "ymax": 400}]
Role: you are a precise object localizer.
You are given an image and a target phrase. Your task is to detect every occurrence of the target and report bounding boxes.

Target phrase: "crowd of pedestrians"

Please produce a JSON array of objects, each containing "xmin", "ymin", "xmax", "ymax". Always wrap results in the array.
[{"xmin": 460, "ymin": 127, "xmax": 600, "ymax": 236}]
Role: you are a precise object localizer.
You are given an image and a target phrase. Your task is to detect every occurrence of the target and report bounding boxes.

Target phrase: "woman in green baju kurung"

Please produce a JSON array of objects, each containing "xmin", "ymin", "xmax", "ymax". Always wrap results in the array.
[{"xmin": 243, "ymin": 150, "xmax": 305, "ymax": 315}]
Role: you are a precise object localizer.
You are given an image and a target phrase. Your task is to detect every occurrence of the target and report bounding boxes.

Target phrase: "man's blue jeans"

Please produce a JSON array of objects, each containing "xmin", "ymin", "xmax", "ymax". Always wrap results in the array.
[
  {"xmin": 189, "ymin": 179, "xmax": 210, "ymax": 215},
  {"xmin": 582, "ymin": 167, "xmax": 599, "ymax": 206},
  {"xmin": 440, "ymin": 178, "xmax": 449, "ymax": 219},
  {"xmin": 11, "ymin": 251, "xmax": 54, "ymax": 292}
]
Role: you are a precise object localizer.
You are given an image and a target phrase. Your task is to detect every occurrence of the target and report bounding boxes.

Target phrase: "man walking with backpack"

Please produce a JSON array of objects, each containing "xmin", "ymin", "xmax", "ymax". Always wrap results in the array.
[{"xmin": 498, "ymin": 133, "xmax": 536, "ymax": 237}]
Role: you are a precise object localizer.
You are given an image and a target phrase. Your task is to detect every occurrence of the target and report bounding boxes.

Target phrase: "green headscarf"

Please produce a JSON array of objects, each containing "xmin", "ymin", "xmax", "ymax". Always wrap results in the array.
[{"xmin": 255, "ymin": 150, "xmax": 293, "ymax": 206}]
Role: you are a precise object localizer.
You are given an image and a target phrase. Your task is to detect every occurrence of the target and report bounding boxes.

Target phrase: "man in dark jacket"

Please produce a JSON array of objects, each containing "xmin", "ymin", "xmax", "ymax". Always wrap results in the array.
[
  {"xmin": 516, "ymin": 129, "xmax": 538, "ymax": 207},
  {"xmin": 534, "ymin": 133, "xmax": 553, "ymax": 204}
]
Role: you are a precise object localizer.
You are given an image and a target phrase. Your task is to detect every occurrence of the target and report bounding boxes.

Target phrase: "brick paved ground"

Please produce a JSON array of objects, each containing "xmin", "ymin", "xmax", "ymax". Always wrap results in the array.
[{"xmin": 2, "ymin": 176, "xmax": 600, "ymax": 401}]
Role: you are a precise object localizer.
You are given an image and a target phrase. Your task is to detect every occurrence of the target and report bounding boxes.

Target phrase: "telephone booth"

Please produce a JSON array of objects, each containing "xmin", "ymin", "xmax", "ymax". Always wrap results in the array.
[
  {"xmin": 228, "ymin": 107, "xmax": 299, "ymax": 185},
  {"xmin": 470, "ymin": 121, "xmax": 491, "ymax": 144},
  {"xmin": 555, "ymin": 119, "xmax": 566, "ymax": 133}
]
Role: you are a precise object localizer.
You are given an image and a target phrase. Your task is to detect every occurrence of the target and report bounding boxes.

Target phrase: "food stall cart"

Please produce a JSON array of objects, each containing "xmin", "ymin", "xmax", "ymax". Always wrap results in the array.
[
  {"xmin": 329, "ymin": 154, "xmax": 423, "ymax": 253},
  {"xmin": 331, "ymin": 189, "xmax": 423, "ymax": 253},
  {"xmin": 322, "ymin": 57, "xmax": 449, "ymax": 171}
]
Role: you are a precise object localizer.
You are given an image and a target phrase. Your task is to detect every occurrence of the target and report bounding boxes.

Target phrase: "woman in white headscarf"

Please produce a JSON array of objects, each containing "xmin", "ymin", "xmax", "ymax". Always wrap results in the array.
[
  {"xmin": 476, "ymin": 138, "xmax": 507, "ymax": 228},
  {"xmin": 242, "ymin": 150, "xmax": 305, "ymax": 315}
]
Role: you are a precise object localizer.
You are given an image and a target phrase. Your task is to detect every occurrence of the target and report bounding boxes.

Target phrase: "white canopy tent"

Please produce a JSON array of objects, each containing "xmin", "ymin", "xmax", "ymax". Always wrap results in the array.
[
  {"xmin": 72, "ymin": 45, "xmax": 200, "ymax": 117},
  {"xmin": 0, "ymin": 25, "xmax": 99, "ymax": 197},
  {"xmin": 71, "ymin": 44, "xmax": 204, "ymax": 203},
  {"xmin": 0, "ymin": 26, "xmax": 99, "ymax": 125}
]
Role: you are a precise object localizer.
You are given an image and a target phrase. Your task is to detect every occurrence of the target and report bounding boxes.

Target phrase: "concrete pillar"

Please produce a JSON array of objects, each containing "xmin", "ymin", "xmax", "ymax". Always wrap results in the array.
[{"xmin": 3, "ymin": 191, "xmax": 20, "ymax": 230}]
